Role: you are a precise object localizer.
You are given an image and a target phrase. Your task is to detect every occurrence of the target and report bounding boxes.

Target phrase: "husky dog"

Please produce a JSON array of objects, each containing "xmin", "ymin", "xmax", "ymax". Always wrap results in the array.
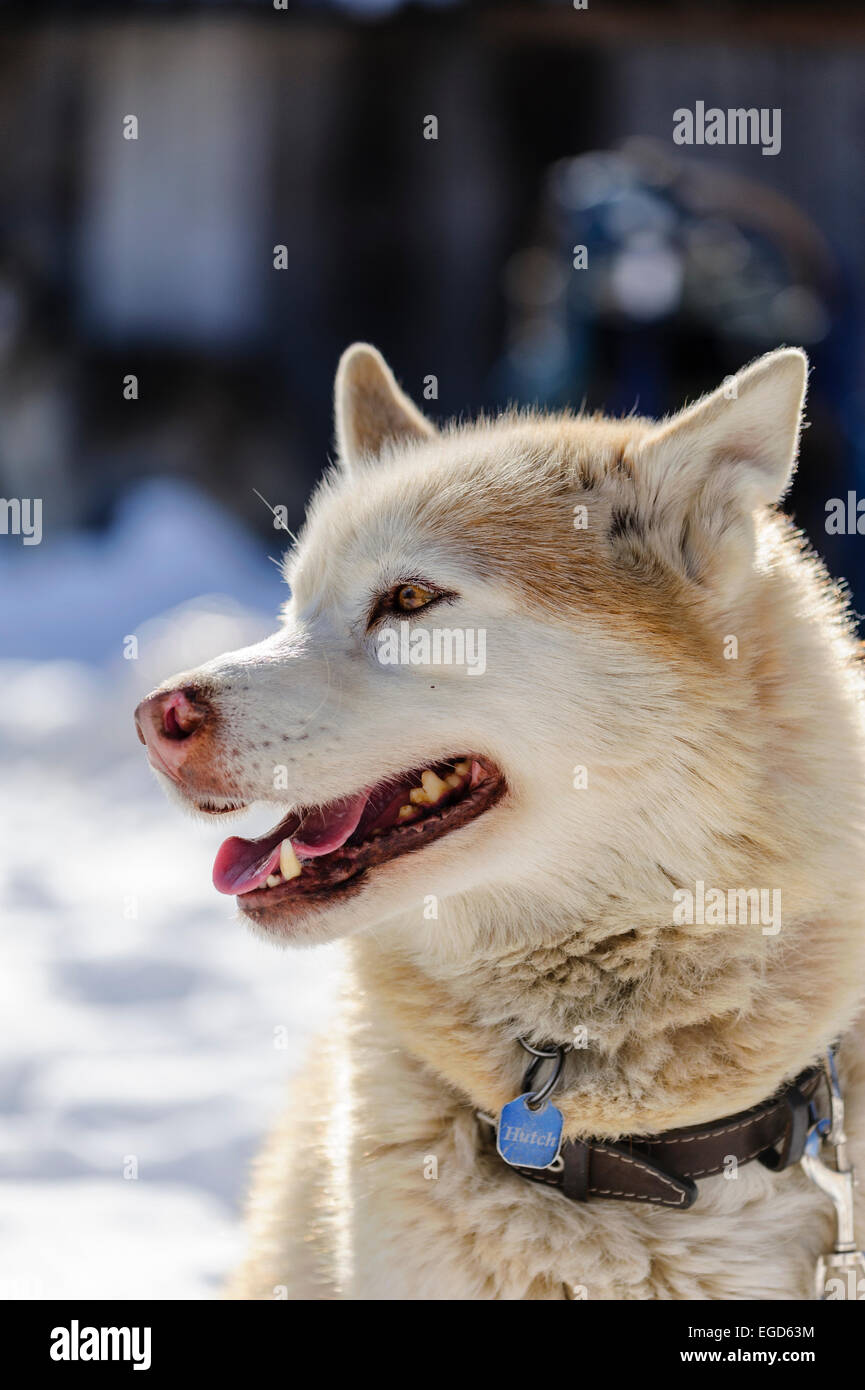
[{"xmin": 136, "ymin": 344, "xmax": 865, "ymax": 1300}]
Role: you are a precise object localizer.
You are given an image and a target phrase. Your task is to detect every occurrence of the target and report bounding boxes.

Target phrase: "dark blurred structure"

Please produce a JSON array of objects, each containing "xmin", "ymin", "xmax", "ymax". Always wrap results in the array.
[{"xmin": 1, "ymin": 0, "xmax": 865, "ymax": 612}]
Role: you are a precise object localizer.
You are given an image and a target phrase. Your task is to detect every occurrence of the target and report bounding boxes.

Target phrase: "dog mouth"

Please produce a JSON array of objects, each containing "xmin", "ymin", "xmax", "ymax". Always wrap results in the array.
[{"xmin": 212, "ymin": 755, "xmax": 506, "ymax": 912}]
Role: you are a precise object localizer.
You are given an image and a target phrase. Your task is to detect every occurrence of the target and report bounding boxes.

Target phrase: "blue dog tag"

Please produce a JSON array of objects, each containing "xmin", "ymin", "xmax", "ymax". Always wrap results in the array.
[{"xmin": 497, "ymin": 1092, "xmax": 564, "ymax": 1170}]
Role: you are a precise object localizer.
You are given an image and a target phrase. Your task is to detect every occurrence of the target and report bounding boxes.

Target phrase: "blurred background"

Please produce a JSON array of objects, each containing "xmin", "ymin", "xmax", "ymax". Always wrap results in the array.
[{"xmin": 1, "ymin": 0, "xmax": 864, "ymax": 1299}]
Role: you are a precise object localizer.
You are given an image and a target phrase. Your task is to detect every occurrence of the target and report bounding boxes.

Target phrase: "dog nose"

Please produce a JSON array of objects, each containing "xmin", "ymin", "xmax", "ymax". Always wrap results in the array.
[{"xmin": 135, "ymin": 686, "xmax": 209, "ymax": 778}]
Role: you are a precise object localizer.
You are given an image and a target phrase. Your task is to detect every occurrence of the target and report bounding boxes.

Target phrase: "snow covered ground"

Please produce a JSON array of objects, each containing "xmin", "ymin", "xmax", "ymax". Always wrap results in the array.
[{"xmin": 0, "ymin": 483, "xmax": 339, "ymax": 1299}]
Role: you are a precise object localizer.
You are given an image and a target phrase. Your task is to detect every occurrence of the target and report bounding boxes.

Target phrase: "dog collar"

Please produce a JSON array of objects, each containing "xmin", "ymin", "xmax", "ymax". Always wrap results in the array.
[
  {"xmin": 479, "ymin": 1040, "xmax": 823, "ymax": 1210},
  {"xmin": 480, "ymin": 1041, "xmax": 865, "ymax": 1298}
]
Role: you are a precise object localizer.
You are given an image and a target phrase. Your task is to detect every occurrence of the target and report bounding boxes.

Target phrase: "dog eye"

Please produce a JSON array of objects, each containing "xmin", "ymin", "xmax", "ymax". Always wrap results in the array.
[
  {"xmin": 367, "ymin": 580, "xmax": 454, "ymax": 628},
  {"xmin": 395, "ymin": 583, "xmax": 438, "ymax": 612}
]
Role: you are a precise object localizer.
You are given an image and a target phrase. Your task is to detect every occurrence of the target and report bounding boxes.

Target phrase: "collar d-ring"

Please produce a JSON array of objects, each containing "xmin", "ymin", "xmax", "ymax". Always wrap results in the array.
[{"xmin": 518, "ymin": 1037, "xmax": 569, "ymax": 1111}]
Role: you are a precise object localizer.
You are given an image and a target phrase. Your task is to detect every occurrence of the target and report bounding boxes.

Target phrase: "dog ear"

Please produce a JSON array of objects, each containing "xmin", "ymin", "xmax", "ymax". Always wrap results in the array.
[
  {"xmin": 629, "ymin": 348, "xmax": 808, "ymax": 585},
  {"xmin": 334, "ymin": 343, "xmax": 436, "ymax": 471}
]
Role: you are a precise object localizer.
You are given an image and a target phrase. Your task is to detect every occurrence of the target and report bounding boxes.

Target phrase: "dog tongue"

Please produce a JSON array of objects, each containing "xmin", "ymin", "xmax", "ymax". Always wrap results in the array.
[
  {"xmin": 291, "ymin": 794, "xmax": 367, "ymax": 856},
  {"xmin": 212, "ymin": 837, "xmax": 281, "ymax": 896},
  {"xmin": 212, "ymin": 792, "xmax": 367, "ymax": 895}
]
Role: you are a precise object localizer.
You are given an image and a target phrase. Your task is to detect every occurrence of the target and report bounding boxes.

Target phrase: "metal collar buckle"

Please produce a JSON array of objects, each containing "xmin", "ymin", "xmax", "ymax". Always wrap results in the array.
[{"xmin": 800, "ymin": 1047, "xmax": 865, "ymax": 1300}]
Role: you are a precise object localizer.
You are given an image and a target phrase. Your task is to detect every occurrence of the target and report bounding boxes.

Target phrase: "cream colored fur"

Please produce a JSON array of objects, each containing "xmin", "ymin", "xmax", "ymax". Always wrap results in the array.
[{"xmin": 149, "ymin": 344, "xmax": 865, "ymax": 1299}]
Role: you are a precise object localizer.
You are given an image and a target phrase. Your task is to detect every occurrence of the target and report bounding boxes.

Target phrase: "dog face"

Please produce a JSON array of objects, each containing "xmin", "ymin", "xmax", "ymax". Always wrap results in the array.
[{"xmin": 136, "ymin": 344, "xmax": 806, "ymax": 946}]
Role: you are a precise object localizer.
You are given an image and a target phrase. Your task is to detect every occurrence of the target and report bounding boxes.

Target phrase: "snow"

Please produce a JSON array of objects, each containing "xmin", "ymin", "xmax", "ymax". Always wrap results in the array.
[
  {"xmin": 0, "ymin": 483, "xmax": 339, "ymax": 1299},
  {"xmin": 0, "ymin": 477, "xmax": 285, "ymax": 662}
]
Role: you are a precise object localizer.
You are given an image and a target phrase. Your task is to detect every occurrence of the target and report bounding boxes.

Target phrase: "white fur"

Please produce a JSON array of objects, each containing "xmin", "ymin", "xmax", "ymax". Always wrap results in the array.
[{"xmin": 146, "ymin": 346, "xmax": 865, "ymax": 1299}]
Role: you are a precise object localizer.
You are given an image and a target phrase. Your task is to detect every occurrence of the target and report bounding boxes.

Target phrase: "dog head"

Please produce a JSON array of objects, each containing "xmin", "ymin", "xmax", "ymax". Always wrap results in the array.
[{"xmin": 136, "ymin": 344, "xmax": 807, "ymax": 947}]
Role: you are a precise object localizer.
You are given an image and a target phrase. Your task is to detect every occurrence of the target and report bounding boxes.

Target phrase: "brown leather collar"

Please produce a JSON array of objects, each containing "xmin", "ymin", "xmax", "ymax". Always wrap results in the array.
[{"xmin": 482, "ymin": 1065, "xmax": 823, "ymax": 1209}]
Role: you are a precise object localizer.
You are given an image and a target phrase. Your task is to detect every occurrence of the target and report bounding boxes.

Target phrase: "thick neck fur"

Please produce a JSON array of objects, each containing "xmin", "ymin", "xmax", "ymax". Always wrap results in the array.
[{"xmin": 352, "ymin": 518, "xmax": 865, "ymax": 1140}]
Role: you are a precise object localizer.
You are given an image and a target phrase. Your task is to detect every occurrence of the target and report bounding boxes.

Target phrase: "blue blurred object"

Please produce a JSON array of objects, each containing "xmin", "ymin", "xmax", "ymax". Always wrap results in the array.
[{"xmin": 494, "ymin": 139, "xmax": 864, "ymax": 612}]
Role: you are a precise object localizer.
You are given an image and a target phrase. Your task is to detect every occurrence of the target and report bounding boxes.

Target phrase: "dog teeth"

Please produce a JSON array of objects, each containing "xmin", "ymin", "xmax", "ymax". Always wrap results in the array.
[
  {"xmin": 405, "ymin": 767, "xmax": 468, "ymax": 815},
  {"xmin": 279, "ymin": 840, "xmax": 303, "ymax": 880},
  {"xmin": 421, "ymin": 770, "xmax": 449, "ymax": 803},
  {"xmin": 265, "ymin": 873, "xmax": 282, "ymax": 889}
]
